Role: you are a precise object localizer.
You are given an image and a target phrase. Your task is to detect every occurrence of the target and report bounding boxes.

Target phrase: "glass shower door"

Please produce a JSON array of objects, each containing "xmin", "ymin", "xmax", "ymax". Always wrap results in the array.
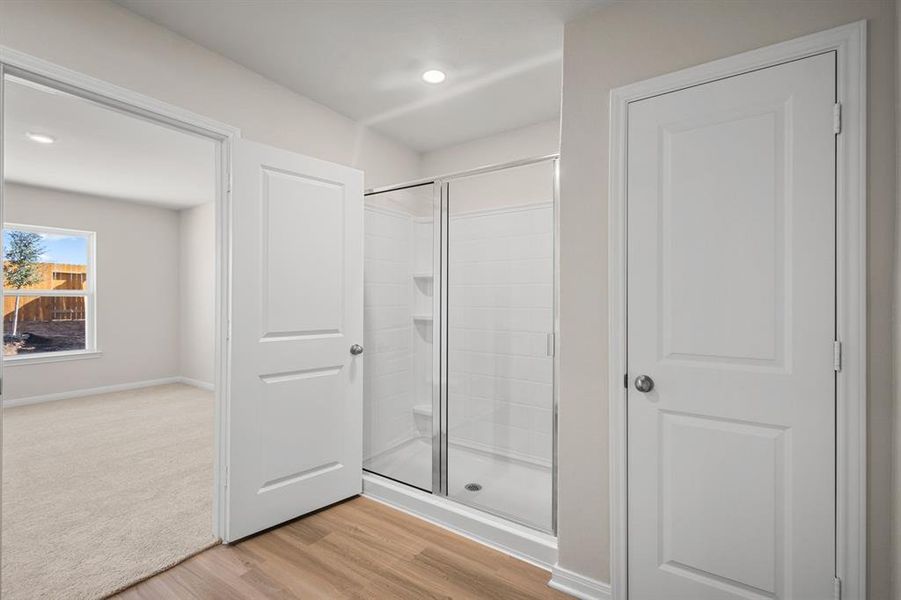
[
  {"xmin": 362, "ymin": 183, "xmax": 437, "ymax": 492},
  {"xmin": 445, "ymin": 160, "xmax": 556, "ymax": 531}
]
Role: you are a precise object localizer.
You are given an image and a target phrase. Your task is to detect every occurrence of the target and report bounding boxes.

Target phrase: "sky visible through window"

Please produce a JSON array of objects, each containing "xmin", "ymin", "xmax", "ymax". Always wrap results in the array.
[{"xmin": 2, "ymin": 229, "xmax": 88, "ymax": 265}]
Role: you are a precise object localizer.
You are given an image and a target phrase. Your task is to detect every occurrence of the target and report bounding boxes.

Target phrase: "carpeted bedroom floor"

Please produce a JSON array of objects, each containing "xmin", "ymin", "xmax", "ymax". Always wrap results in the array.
[{"xmin": 1, "ymin": 383, "xmax": 218, "ymax": 599}]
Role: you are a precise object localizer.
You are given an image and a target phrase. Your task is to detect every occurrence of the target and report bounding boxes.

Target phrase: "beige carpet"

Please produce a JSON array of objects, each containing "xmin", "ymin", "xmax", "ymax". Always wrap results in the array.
[{"xmin": 2, "ymin": 383, "xmax": 218, "ymax": 599}]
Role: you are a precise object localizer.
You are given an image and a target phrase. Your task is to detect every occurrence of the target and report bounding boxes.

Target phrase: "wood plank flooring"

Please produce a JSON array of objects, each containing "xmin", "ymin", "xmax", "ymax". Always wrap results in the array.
[{"xmin": 113, "ymin": 496, "xmax": 568, "ymax": 599}]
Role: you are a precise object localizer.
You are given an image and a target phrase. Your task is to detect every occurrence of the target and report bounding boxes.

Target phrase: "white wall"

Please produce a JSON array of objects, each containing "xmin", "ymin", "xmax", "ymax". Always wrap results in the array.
[
  {"xmin": 178, "ymin": 202, "xmax": 214, "ymax": 386},
  {"xmin": 421, "ymin": 119, "xmax": 559, "ymax": 178},
  {"xmin": 411, "ymin": 219, "xmax": 435, "ymax": 417},
  {"xmin": 447, "ymin": 203, "xmax": 554, "ymax": 464},
  {"xmin": 0, "ymin": 0, "xmax": 420, "ymax": 189},
  {"xmin": 363, "ymin": 206, "xmax": 416, "ymax": 460},
  {"xmin": 448, "ymin": 159, "xmax": 556, "ymax": 214},
  {"xmin": 5, "ymin": 187, "xmax": 218, "ymax": 400},
  {"xmin": 558, "ymin": 2, "xmax": 897, "ymax": 595},
  {"xmin": 3, "ymin": 184, "xmax": 180, "ymax": 400}
]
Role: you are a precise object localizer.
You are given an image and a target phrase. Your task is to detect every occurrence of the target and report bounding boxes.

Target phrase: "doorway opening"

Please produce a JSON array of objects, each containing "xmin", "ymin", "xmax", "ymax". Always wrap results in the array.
[{"xmin": 0, "ymin": 64, "xmax": 229, "ymax": 599}]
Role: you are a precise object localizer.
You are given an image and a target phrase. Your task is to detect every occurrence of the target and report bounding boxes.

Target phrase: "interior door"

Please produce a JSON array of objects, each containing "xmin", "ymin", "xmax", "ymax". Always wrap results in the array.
[
  {"xmin": 227, "ymin": 138, "xmax": 363, "ymax": 542},
  {"xmin": 627, "ymin": 53, "xmax": 836, "ymax": 599}
]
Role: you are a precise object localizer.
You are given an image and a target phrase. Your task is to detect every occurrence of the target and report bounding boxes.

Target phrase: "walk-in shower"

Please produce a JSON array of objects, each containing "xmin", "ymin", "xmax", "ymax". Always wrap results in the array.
[{"xmin": 363, "ymin": 156, "xmax": 557, "ymax": 533}]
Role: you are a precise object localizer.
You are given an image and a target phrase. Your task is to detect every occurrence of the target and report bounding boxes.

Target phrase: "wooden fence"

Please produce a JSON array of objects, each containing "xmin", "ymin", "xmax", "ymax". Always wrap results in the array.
[{"xmin": 3, "ymin": 263, "xmax": 87, "ymax": 324}]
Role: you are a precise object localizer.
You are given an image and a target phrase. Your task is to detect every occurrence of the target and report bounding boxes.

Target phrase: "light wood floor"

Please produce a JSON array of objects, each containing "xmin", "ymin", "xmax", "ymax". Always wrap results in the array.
[{"xmin": 114, "ymin": 496, "xmax": 568, "ymax": 599}]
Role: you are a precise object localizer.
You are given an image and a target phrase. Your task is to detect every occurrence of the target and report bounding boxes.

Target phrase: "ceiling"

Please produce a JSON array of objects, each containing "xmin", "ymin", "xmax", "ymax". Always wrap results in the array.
[
  {"xmin": 4, "ymin": 76, "xmax": 217, "ymax": 209},
  {"xmin": 114, "ymin": 0, "xmax": 604, "ymax": 152}
]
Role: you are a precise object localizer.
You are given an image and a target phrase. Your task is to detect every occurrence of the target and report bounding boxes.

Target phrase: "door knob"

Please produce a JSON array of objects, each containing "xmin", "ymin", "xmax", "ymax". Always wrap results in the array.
[
  {"xmin": 634, "ymin": 375, "xmax": 654, "ymax": 393},
  {"xmin": 350, "ymin": 344, "xmax": 364, "ymax": 355}
]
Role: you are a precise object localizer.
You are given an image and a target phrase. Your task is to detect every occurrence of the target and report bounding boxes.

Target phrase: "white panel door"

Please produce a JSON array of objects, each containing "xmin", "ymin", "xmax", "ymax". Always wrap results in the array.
[
  {"xmin": 227, "ymin": 139, "xmax": 363, "ymax": 542},
  {"xmin": 627, "ymin": 53, "xmax": 835, "ymax": 599}
]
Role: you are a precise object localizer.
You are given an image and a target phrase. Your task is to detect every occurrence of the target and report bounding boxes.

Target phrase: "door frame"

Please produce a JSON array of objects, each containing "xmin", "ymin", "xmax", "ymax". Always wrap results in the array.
[
  {"xmin": 0, "ymin": 47, "xmax": 239, "ymax": 540},
  {"xmin": 607, "ymin": 21, "xmax": 867, "ymax": 600}
]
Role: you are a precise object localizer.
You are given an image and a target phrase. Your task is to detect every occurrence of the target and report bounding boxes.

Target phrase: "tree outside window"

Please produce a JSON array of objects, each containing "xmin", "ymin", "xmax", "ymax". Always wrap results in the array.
[
  {"xmin": 4, "ymin": 231, "xmax": 45, "ymax": 336},
  {"xmin": 2, "ymin": 225, "xmax": 94, "ymax": 357}
]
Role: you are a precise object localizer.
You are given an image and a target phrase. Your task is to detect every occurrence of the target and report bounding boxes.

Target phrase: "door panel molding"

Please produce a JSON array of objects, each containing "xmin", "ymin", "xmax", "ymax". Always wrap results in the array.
[
  {"xmin": 228, "ymin": 139, "xmax": 363, "ymax": 542},
  {"xmin": 608, "ymin": 21, "xmax": 866, "ymax": 600}
]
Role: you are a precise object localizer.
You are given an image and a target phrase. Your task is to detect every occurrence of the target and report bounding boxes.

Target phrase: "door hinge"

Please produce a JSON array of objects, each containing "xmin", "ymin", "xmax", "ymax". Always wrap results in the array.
[
  {"xmin": 546, "ymin": 333, "xmax": 556, "ymax": 357},
  {"xmin": 833, "ymin": 340, "xmax": 842, "ymax": 372},
  {"xmin": 833, "ymin": 103, "xmax": 842, "ymax": 134},
  {"xmin": 834, "ymin": 576, "xmax": 841, "ymax": 600},
  {"xmin": 624, "ymin": 373, "xmax": 629, "ymax": 389}
]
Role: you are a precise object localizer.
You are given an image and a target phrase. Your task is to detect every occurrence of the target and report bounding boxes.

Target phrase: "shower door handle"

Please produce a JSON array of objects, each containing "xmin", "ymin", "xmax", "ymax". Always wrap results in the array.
[{"xmin": 350, "ymin": 344, "xmax": 364, "ymax": 355}]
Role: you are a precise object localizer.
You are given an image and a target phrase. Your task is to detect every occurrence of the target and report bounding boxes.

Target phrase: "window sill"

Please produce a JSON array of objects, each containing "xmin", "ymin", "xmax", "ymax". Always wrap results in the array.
[{"xmin": 3, "ymin": 350, "xmax": 103, "ymax": 366}]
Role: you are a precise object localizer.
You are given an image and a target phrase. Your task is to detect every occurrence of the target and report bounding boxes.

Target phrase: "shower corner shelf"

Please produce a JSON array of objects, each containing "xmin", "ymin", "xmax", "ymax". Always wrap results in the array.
[
  {"xmin": 413, "ymin": 272, "xmax": 434, "ymax": 280},
  {"xmin": 412, "ymin": 314, "xmax": 433, "ymax": 322}
]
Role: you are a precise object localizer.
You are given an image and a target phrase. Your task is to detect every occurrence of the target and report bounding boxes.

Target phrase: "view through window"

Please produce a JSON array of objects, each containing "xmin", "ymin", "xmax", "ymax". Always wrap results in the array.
[{"xmin": 2, "ymin": 224, "xmax": 94, "ymax": 357}]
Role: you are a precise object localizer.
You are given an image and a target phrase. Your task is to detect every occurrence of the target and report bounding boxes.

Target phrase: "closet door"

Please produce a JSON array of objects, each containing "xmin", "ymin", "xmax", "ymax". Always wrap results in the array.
[
  {"xmin": 626, "ymin": 52, "xmax": 836, "ymax": 599},
  {"xmin": 226, "ymin": 138, "xmax": 363, "ymax": 542}
]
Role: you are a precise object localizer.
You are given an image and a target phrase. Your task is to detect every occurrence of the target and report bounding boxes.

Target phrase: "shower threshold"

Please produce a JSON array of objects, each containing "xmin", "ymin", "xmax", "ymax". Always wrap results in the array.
[
  {"xmin": 363, "ymin": 437, "xmax": 555, "ymax": 568},
  {"xmin": 362, "ymin": 469, "xmax": 558, "ymax": 570}
]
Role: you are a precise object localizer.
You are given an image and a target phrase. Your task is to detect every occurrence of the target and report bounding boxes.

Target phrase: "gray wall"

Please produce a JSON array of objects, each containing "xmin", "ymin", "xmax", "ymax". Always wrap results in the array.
[
  {"xmin": 894, "ymin": 0, "xmax": 900, "ymax": 595},
  {"xmin": 3, "ymin": 184, "xmax": 180, "ymax": 400},
  {"xmin": 178, "ymin": 202, "xmax": 215, "ymax": 386},
  {"xmin": 420, "ymin": 119, "xmax": 560, "ymax": 177},
  {"xmin": 557, "ymin": 2, "xmax": 897, "ymax": 597}
]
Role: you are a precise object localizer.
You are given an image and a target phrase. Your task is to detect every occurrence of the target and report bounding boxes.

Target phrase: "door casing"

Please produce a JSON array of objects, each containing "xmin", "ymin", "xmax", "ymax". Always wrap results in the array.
[
  {"xmin": 607, "ymin": 21, "xmax": 867, "ymax": 600},
  {"xmin": 0, "ymin": 46, "xmax": 238, "ymax": 541}
]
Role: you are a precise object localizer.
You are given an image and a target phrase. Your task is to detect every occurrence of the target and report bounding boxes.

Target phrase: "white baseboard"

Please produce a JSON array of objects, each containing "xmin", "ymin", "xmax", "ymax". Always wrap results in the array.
[
  {"xmin": 2, "ymin": 377, "xmax": 181, "ymax": 407},
  {"xmin": 3, "ymin": 375, "xmax": 216, "ymax": 407},
  {"xmin": 176, "ymin": 376, "xmax": 215, "ymax": 391},
  {"xmin": 548, "ymin": 565, "xmax": 612, "ymax": 600}
]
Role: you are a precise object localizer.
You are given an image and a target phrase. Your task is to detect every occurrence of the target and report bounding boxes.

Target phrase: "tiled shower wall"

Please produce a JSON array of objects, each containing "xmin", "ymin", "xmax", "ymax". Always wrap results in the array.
[
  {"xmin": 363, "ymin": 206, "xmax": 416, "ymax": 462},
  {"xmin": 447, "ymin": 203, "xmax": 555, "ymax": 466},
  {"xmin": 411, "ymin": 218, "xmax": 434, "ymax": 411}
]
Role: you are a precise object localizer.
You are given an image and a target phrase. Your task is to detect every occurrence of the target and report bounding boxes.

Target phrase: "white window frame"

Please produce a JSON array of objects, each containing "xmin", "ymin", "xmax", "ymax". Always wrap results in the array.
[{"xmin": 3, "ymin": 222, "xmax": 98, "ymax": 364}]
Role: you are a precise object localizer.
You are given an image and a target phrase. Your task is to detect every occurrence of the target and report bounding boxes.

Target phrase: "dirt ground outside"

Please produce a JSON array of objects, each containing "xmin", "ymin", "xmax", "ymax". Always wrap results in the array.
[{"xmin": 3, "ymin": 320, "xmax": 86, "ymax": 355}]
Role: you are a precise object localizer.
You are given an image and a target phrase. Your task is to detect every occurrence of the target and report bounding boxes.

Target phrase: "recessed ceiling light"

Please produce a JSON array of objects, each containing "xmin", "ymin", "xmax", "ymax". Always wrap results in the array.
[
  {"xmin": 421, "ymin": 69, "xmax": 446, "ymax": 84},
  {"xmin": 26, "ymin": 132, "xmax": 56, "ymax": 144}
]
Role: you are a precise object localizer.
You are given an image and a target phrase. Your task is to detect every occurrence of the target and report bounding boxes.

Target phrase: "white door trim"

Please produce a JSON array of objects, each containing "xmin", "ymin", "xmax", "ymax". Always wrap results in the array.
[
  {"xmin": 0, "ymin": 46, "xmax": 240, "ymax": 541},
  {"xmin": 607, "ymin": 21, "xmax": 866, "ymax": 600}
]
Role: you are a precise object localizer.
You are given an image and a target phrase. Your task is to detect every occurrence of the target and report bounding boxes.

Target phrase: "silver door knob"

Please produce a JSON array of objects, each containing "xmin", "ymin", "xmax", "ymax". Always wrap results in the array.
[
  {"xmin": 350, "ymin": 344, "xmax": 364, "ymax": 355},
  {"xmin": 634, "ymin": 375, "xmax": 654, "ymax": 393}
]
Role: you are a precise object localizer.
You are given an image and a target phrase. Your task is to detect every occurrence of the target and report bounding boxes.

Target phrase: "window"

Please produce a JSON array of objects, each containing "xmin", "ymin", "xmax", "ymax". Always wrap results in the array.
[{"xmin": 3, "ymin": 224, "xmax": 95, "ymax": 359}]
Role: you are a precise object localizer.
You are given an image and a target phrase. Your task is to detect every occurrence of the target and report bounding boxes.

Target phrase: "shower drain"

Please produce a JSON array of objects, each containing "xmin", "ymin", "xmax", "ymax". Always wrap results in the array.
[{"xmin": 464, "ymin": 482, "xmax": 482, "ymax": 492}]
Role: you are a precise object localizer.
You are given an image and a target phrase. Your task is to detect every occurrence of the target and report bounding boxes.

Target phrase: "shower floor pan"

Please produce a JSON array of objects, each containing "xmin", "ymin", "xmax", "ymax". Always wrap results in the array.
[{"xmin": 364, "ymin": 437, "xmax": 552, "ymax": 532}]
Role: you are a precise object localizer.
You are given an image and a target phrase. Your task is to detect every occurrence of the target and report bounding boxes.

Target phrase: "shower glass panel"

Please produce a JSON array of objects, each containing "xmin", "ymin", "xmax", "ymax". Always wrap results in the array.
[
  {"xmin": 446, "ymin": 161, "xmax": 555, "ymax": 531},
  {"xmin": 362, "ymin": 183, "xmax": 436, "ymax": 492}
]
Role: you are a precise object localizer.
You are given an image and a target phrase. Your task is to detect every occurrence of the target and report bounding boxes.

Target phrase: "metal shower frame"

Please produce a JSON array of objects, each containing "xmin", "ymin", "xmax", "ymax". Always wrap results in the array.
[{"xmin": 363, "ymin": 153, "xmax": 560, "ymax": 534}]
